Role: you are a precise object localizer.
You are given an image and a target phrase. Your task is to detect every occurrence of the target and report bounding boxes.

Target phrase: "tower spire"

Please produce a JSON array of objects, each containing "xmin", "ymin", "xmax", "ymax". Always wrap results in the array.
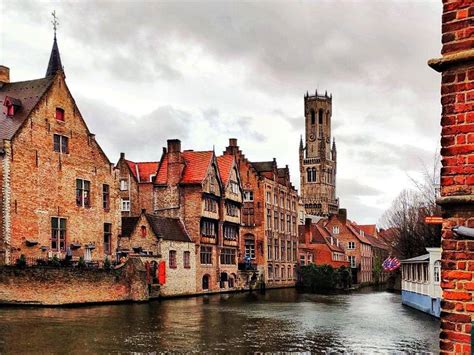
[{"xmin": 45, "ymin": 11, "xmax": 63, "ymax": 77}]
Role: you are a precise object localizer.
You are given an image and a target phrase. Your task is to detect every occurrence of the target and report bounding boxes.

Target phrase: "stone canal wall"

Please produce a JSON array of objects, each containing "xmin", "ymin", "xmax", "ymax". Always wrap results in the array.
[{"xmin": 0, "ymin": 258, "xmax": 148, "ymax": 305}]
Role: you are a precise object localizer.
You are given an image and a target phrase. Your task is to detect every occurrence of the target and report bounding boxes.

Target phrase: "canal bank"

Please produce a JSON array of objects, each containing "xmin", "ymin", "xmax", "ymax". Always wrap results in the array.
[{"xmin": 0, "ymin": 287, "xmax": 439, "ymax": 353}]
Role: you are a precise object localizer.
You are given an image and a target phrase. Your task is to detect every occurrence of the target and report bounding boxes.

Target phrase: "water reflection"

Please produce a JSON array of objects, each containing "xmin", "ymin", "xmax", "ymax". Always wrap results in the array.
[{"xmin": 0, "ymin": 288, "xmax": 439, "ymax": 353}]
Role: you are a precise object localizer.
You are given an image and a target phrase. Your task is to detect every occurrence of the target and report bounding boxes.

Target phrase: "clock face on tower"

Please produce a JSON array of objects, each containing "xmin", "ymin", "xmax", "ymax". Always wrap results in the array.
[{"xmin": 309, "ymin": 133, "xmax": 316, "ymax": 142}]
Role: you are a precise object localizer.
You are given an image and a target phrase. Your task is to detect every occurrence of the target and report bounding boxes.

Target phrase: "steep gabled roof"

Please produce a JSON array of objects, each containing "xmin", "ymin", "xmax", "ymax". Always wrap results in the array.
[
  {"xmin": 365, "ymin": 234, "xmax": 389, "ymax": 251},
  {"xmin": 155, "ymin": 150, "xmax": 214, "ymax": 185},
  {"xmin": 126, "ymin": 160, "xmax": 159, "ymax": 183},
  {"xmin": 347, "ymin": 222, "xmax": 372, "ymax": 245},
  {"xmin": 121, "ymin": 214, "xmax": 192, "ymax": 243},
  {"xmin": 0, "ymin": 77, "xmax": 55, "ymax": 143},
  {"xmin": 356, "ymin": 224, "xmax": 377, "ymax": 236},
  {"xmin": 250, "ymin": 161, "xmax": 274, "ymax": 173},
  {"xmin": 217, "ymin": 155, "xmax": 234, "ymax": 186},
  {"xmin": 45, "ymin": 36, "xmax": 63, "ymax": 77}
]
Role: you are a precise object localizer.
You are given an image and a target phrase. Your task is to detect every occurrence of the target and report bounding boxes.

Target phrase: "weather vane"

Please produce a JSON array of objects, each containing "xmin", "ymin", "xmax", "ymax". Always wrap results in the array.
[{"xmin": 51, "ymin": 10, "xmax": 59, "ymax": 38}]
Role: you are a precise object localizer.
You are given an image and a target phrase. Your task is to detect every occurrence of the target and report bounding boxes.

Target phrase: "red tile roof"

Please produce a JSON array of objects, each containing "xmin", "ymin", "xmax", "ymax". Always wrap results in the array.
[
  {"xmin": 155, "ymin": 151, "xmax": 214, "ymax": 185},
  {"xmin": 126, "ymin": 160, "xmax": 159, "ymax": 183},
  {"xmin": 217, "ymin": 155, "xmax": 234, "ymax": 185},
  {"xmin": 356, "ymin": 224, "xmax": 377, "ymax": 236},
  {"xmin": 347, "ymin": 222, "xmax": 372, "ymax": 245}
]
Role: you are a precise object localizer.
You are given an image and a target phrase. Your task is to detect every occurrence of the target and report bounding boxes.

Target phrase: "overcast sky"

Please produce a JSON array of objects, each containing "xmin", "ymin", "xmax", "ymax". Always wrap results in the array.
[{"xmin": 1, "ymin": 0, "xmax": 442, "ymax": 224}]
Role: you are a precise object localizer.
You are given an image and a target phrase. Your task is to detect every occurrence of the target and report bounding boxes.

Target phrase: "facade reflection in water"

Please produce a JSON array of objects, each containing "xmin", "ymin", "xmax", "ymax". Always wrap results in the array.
[{"xmin": 0, "ymin": 288, "xmax": 439, "ymax": 353}]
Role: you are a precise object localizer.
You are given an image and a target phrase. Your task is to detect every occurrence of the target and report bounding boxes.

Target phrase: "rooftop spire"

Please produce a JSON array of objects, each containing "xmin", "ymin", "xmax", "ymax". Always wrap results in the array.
[{"xmin": 45, "ymin": 11, "xmax": 63, "ymax": 77}]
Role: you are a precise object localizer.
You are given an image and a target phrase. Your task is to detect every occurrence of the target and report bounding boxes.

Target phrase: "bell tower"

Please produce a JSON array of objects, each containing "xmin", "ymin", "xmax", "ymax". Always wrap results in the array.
[{"xmin": 299, "ymin": 90, "xmax": 339, "ymax": 216}]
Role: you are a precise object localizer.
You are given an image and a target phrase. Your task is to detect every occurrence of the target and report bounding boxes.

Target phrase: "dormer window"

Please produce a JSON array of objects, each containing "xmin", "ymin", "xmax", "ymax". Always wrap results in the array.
[
  {"xmin": 3, "ymin": 96, "xmax": 21, "ymax": 117},
  {"xmin": 55, "ymin": 107, "xmax": 65, "ymax": 121}
]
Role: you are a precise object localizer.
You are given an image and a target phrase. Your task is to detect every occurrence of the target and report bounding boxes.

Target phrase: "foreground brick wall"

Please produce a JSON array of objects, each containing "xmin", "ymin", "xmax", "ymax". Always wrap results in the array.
[
  {"xmin": 429, "ymin": 1, "xmax": 474, "ymax": 353},
  {"xmin": 0, "ymin": 258, "xmax": 148, "ymax": 305}
]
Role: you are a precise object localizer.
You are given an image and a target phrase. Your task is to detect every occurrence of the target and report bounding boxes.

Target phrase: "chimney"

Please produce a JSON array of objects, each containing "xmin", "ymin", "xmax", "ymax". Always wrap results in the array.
[
  {"xmin": 304, "ymin": 218, "xmax": 312, "ymax": 244},
  {"xmin": 225, "ymin": 138, "xmax": 239, "ymax": 155},
  {"xmin": 120, "ymin": 152, "xmax": 125, "ymax": 160},
  {"xmin": 0, "ymin": 66, "xmax": 10, "ymax": 85},
  {"xmin": 338, "ymin": 208, "xmax": 347, "ymax": 224},
  {"xmin": 167, "ymin": 139, "xmax": 184, "ymax": 185}
]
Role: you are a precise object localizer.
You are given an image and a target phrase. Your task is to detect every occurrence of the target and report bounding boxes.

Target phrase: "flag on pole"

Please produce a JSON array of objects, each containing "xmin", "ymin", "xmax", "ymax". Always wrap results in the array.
[{"xmin": 382, "ymin": 256, "xmax": 401, "ymax": 271}]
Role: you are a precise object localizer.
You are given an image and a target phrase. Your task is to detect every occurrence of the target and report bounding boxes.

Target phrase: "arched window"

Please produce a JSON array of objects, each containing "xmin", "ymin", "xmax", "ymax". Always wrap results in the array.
[
  {"xmin": 307, "ymin": 168, "xmax": 312, "ymax": 182},
  {"xmin": 434, "ymin": 260, "xmax": 441, "ymax": 283},
  {"xmin": 312, "ymin": 168, "xmax": 316, "ymax": 182},
  {"xmin": 141, "ymin": 226, "xmax": 147, "ymax": 238},
  {"xmin": 319, "ymin": 109, "xmax": 324, "ymax": 125},
  {"xmin": 202, "ymin": 274, "xmax": 210, "ymax": 290},
  {"xmin": 311, "ymin": 109, "xmax": 315, "ymax": 125}
]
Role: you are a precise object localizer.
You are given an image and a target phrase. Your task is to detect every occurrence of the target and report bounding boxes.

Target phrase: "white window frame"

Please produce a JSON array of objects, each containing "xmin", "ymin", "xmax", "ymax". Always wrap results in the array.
[
  {"xmin": 348, "ymin": 241, "xmax": 355, "ymax": 250},
  {"xmin": 121, "ymin": 199, "xmax": 130, "ymax": 212},
  {"xmin": 120, "ymin": 179, "xmax": 129, "ymax": 191}
]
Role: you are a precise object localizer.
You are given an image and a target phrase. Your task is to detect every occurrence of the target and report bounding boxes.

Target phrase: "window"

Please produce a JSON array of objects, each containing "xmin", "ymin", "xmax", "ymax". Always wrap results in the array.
[
  {"xmin": 268, "ymin": 239, "xmax": 272, "ymax": 260},
  {"xmin": 434, "ymin": 260, "xmax": 441, "ymax": 283},
  {"xmin": 280, "ymin": 195, "xmax": 284, "ymax": 207},
  {"xmin": 226, "ymin": 203, "xmax": 238, "ymax": 217},
  {"xmin": 51, "ymin": 217, "xmax": 66, "ymax": 251},
  {"xmin": 307, "ymin": 167, "xmax": 316, "ymax": 182},
  {"xmin": 184, "ymin": 251, "xmax": 191, "ymax": 269},
  {"xmin": 275, "ymin": 265, "xmax": 280, "ymax": 279},
  {"xmin": 201, "ymin": 220, "xmax": 217, "ymax": 238},
  {"xmin": 243, "ymin": 207, "xmax": 254, "ymax": 225},
  {"xmin": 204, "ymin": 198, "xmax": 217, "ymax": 212},
  {"xmin": 102, "ymin": 184, "xmax": 110, "ymax": 210},
  {"xmin": 244, "ymin": 191, "xmax": 254, "ymax": 201},
  {"xmin": 141, "ymin": 226, "xmax": 147, "ymax": 238},
  {"xmin": 169, "ymin": 250, "xmax": 177, "ymax": 268},
  {"xmin": 300, "ymin": 255, "xmax": 305, "ymax": 266},
  {"xmin": 268, "ymin": 265, "xmax": 273, "ymax": 280},
  {"xmin": 287, "ymin": 215, "xmax": 291, "ymax": 233},
  {"xmin": 230, "ymin": 181, "xmax": 239, "ymax": 194},
  {"xmin": 104, "ymin": 223, "xmax": 112, "ymax": 255},
  {"xmin": 274, "ymin": 212, "xmax": 279, "ymax": 230},
  {"xmin": 332, "ymin": 226, "xmax": 339, "ymax": 235},
  {"xmin": 318, "ymin": 109, "xmax": 323, "ymax": 125},
  {"xmin": 244, "ymin": 239, "xmax": 255, "ymax": 259},
  {"xmin": 287, "ymin": 241, "xmax": 291, "ymax": 262},
  {"xmin": 348, "ymin": 241, "xmax": 355, "ymax": 250},
  {"xmin": 282, "ymin": 266, "xmax": 286, "ymax": 280},
  {"xmin": 200, "ymin": 246, "xmax": 212, "ymax": 264},
  {"xmin": 274, "ymin": 193, "xmax": 278, "ymax": 205},
  {"xmin": 121, "ymin": 199, "xmax": 130, "ymax": 212},
  {"xmin": 288, "ymin": 266, "xmax": 292, "ymax": 280},
  {"xmin": 209, "ymin": 176, "xmax": 216, "ymax": 193},
  {"xmin": 120, "ymin": 179, "xmax": 128, "ymax": 191},
  {"xmin": 281, "ymin": 240, "xmax": 285, "ymax": 260},
  {"xmin": 293, "ymin": 242, "xmax": 297, "ymax": 261},
  {"xmin": 55, "ymin": 107, "xmax": 65, "ymax": 121},
  {"xmin": 53, "ymin": 134, "xmax": 69, "ymax": 154},
  {"xmin": 266, "ymin": 191, "xmax": 271, "ymax": 204},
  {"xmin": 267, "ymin": 209, "xmax": 272, "ymax": 229},
  {"xmin": 280, "ymin": 213, "xmax": 284, "ymax": 232},
  {"xmin": 223, "ymin": 224, "xmax": 238, "ymax": 240},
  {"xmin": 76, "ymin": 179, "xmax": 91, "ymax": 207},
  {"xmin": 349, "ymin": 255, "xmax": 356, "ymax": 268},
  {"xmin": 311, "ymin": 109, "xmax": 315, "ymax": 125},
  {"xmin": 220, "ymin": 248, "xmax": 236, "ymax": 265}
]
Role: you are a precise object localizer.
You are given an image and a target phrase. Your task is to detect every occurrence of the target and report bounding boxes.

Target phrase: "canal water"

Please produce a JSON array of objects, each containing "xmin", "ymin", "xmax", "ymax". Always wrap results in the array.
[{"xmin": 0, "ymin": 287, "xmax": 439, "ymax": 353}]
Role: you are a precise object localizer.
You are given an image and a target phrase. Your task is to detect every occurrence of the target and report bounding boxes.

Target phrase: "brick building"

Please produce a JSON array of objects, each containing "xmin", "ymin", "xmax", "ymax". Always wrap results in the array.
[
  {"xmin": 153, "ymin": 139, "xmax": 242, "ymax": 292},
  {"xmin": 324, "ymin": 210, "xmax": 373, "ymax": 284},
  {"xmin": 0, "ymin": 35, "xmax": 120, "ymax": 264},
  {"xmin": 299, "ymin": 91, "xmax": 339, "ymax": 216},
  {"xmin": 428, "ymin": 1, "xmax": 474, "ymax": 353},
  {"xmin": 116, "ymin": 153, "xmax": 157, "ymax": 216},
  {"xmin": 119, "ymin": 211, "xmax": 196, "ymax": 296},
  {"xmin": 298, "ymin": 217, "xmax": 349, "ymax": 268},
  {"xmin": 224, "ymin": 138, "xmax": 299, "ymax": 287}
]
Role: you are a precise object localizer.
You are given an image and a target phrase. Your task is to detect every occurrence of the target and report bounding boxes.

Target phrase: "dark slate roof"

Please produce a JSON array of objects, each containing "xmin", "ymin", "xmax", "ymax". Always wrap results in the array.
[
  {"xmin": 121, "ymin": 217, "xmax": 140, "ymax": 238},
  {"xmin": 121, "ymin": 214, "xmax": 192, "ymax": 243},
  {"xmin": 145, "ymin": 214, "xmax": 192, "ymax": 242},
  {"xmin": 0, "ymin": 76, "xmax": 55, "ymax": 144},
  {"xmin": 250, "ymin": 161, "xmax": 274, "ymax": 172},
  {"xmin": 45, "ymin": 36, "xmax": 63, "ymax": 77}
]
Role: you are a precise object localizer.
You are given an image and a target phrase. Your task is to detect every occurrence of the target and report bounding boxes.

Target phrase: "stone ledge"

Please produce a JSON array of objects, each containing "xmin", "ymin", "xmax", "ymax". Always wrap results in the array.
[
  {"xmin": 437, "ymin": 194, "xmax": 474, "ymax": 207},
  {"xmin": 428, "ymin": 49, "xmax": 474, "ymax": 72}
]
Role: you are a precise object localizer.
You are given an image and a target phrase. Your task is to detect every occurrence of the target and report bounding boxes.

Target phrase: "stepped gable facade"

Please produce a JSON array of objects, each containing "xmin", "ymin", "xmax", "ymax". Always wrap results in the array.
[
  {"xmin": 224, "ymin": 138, "xmax": 299, "ymax": 287},
  {"xmin": 0, "ymin": 36, "xmax": 120, "ymax": 265}
]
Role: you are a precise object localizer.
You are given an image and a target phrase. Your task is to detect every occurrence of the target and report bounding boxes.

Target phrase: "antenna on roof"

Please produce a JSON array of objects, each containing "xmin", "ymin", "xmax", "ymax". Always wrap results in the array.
[{"xmin": 51, "ymin": 10, "xmax": 59, "ymax": 39}]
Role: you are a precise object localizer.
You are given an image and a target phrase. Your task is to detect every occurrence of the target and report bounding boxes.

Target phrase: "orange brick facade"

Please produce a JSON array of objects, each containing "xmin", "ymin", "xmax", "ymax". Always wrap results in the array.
[
  {"xmin": 428, "ymin": 1, "xmax": 474, "ymax": 353},
  {"xmin": 224, "ymin": 139, "xmax": 299, "ymax": 287},
  {"xmin": 0, "ymin": 68, "xmax": 120, "ymax": 265}
]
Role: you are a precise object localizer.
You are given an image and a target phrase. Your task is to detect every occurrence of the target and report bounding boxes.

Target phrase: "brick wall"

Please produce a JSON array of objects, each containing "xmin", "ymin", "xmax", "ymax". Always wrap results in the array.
[
  {"xmin": 428, "ymin": 1, "xmax": 474, "ymax": 354},
  {"xmin": 0, "ymin": 258, "xmax": 147, "ymax": 305},
  {"xmin": 3, "ymin": 73, "xmax": 120, "ymax": 263}
]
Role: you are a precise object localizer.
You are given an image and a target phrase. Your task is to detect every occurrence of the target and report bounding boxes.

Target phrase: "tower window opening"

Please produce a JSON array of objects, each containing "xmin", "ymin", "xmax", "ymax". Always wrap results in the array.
[
  {"xmin": 307, "ymin": 167, "xmax": 317, "ymax": 183},
  {"xmin": 310, "ymin": 109, "xmax": 315, "ymax": 125},
  {"xmin": 319, "ymin": 109, "xmax": 323, "ymax": 125}
]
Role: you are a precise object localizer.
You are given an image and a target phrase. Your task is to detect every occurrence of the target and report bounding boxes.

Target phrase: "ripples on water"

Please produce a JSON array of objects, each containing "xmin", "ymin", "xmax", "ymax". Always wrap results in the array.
[{"xmin": 0, "ymin": 287, "xmax": 439, "ymax": 353}]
